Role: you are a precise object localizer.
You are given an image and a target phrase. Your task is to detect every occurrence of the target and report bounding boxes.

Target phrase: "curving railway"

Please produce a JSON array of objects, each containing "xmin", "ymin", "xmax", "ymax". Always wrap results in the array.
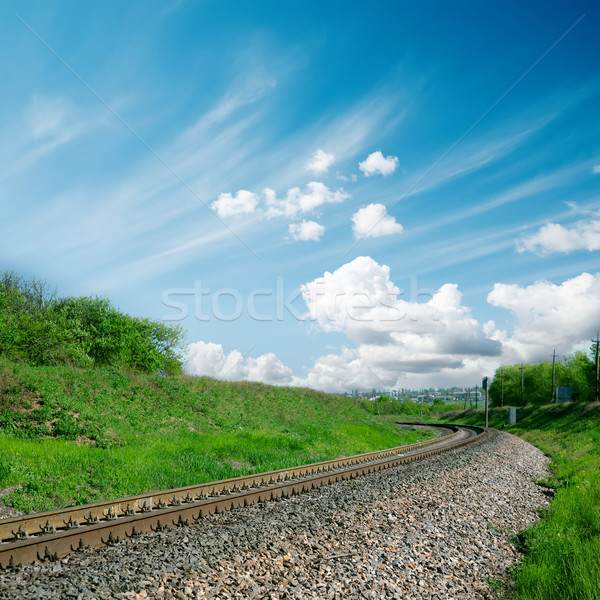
[{"xmin": 0, "ymin": 423, "xmax": 486, "ymax": 570}]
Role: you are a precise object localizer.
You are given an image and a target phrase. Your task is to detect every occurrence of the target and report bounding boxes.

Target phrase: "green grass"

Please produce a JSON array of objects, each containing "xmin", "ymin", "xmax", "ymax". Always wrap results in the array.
[
  {"xmin": 0, "ymin": 358, "xmax": 429, "ymax": 513},
  {"xmin": 399, "ymin": 403, "xmax": 600, "ymax": 600}
]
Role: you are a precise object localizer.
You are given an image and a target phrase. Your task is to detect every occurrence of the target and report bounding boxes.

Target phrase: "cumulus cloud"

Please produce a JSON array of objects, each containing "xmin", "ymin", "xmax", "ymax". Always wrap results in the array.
[
  {"xmin": 305, "ymin": 149, "xmax": 335, "ymax": 175},
  {"xmin": 185, "ymin": 341, "xmax": 294, "ymax": 385},
  {"xmin": 592, "ymin": 164, "xmax": 600, "ymax": 174},
  {"xmin": 289, "ymin": 220, "xmax": 325, "ymax": 241},
  {"xmin": 487, "ymin": 272, "xmax": 600, "ymax": 363},
  {"xmin": 245, "ymin": 353, "xmax": 295, "ymax": 384},
  {"xmin": 264, "ymin": 182, "xmax": 349, "ymax": 218},
  {"xmin": 211, "ymin": 190, "xmax": 259, "ymax": 219},
  {"xmin": 517, "ymin": 220, "xmax": 600, "ymax": 254},
  {"xmin": 183, "ymin": 266, "xmax": 600, "ymax": 393},
  {"xmin": 358, "ymin": 151, "xmax": 399, "ymax": 177},
  {"xmin": 297, "ymin": 256, "xmax": 501, "ymax": 391},
  {"xmin": 299, "ymin": 346, "xmax": 485, "ymax": 393},
  {"xmin": 351, "ymin": 203, "xmax": 403, "ymax": 239}
]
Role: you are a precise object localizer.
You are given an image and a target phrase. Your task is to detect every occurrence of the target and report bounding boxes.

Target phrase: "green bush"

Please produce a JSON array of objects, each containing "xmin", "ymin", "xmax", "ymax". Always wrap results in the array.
[
  {"xmin": 52, "ymin": 412, "xmax": 82, "ymax": 440},
  {"xmin": 0, "ymin": 270, "xmax": 185, "ymax": 374}
]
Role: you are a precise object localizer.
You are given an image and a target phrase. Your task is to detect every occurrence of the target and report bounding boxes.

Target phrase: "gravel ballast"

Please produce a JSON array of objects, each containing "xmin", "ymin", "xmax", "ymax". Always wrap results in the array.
[{"xmin": 0, "ymin": 430, "xmax": 550, "ymax": 599}]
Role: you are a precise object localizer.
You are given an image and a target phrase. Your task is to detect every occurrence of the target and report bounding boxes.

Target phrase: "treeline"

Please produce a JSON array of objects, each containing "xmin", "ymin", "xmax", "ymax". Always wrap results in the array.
[
  {"xmin": 489, "ymin": 348, "xmax": 598, "ymax": 406},
  {"xmin": 359, "ymin": 396, "xmax": 462, "ymax": 415},
  {"xmin": 0, "ymin": 271, "xmax": 184, "ymax": 374}
]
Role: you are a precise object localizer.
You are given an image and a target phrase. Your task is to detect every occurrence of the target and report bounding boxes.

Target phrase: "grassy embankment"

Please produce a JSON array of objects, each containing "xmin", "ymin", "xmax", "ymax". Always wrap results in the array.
[
  {"xmin": 0, "ymin": 358, "xmax": 429, "ymax": 514},
  {"xmin": 396, "ymin": 403, "xmax": 600, "ymax": 600}
]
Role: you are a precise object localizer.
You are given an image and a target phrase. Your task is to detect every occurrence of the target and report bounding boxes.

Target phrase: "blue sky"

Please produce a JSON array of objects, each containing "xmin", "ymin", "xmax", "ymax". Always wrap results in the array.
[{"xmin": 2, "ymin": 1, "xmax": 599, "ymax": 391}]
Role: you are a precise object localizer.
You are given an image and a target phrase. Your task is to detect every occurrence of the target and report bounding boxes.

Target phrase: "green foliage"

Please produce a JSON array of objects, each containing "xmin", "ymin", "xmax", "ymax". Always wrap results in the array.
[
  {"xmin": 358, "ymin": 395, "xmax": 461, "ymax": 416},
  {"xmin": 558, "ymin": 351, "xmax": 595, "ymax": 402},
  {"xmin": 490, "ymin": 350, "xmax": 596, "ymax": 407},
  {"xmin": 0, "ymin": 270, "xmax": 184, "ymax": 373}
]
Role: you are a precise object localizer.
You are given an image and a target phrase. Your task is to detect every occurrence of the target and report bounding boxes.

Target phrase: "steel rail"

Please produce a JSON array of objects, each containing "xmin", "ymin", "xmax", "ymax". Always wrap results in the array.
[
  {"xmin": 0, "ymin": 423, "xmax": 485, "ymax": 569},
  {"xmin": 0, "ymin": 424, "xmax": 459, "ymax": 543}
]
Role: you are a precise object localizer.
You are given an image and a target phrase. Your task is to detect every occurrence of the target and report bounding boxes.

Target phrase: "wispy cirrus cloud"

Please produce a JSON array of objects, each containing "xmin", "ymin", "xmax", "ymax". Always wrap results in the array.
[
  {"xmin": 0, "ymin": 94, "xmax": 108, "ymax": 183},
  {"xmin": 409, "ymin": 161, "xmax": 586, "ymax": 237},
  {"xmin": 398, "ymin": 84, "xmax": 599, "ymax": 203},
  {"xmin": 0, "ymin": 62, "xmax": 280, "ymax": 287}
]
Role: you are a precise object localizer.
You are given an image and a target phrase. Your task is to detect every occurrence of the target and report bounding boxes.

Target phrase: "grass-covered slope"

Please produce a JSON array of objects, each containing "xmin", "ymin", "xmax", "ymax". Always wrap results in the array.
[
  {"xmin": 0, "ymin": 359, "xmax": 425, "ymax": 514},
  {"xmin": 418, "ymin": 403, "xmax": 600, "ymax": 600}
]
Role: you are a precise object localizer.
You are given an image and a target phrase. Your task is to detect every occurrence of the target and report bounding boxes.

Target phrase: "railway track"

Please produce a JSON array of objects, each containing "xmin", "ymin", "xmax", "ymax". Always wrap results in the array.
[{"xmin": 0, "ymin": 423, "xmax": 485, "ymax": 569}]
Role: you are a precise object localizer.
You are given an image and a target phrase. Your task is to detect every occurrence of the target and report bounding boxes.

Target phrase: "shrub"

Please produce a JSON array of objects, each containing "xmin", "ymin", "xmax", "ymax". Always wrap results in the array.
[{"xmin": 0, "ymin": 271, "xmax": 185, "ymax": 374}]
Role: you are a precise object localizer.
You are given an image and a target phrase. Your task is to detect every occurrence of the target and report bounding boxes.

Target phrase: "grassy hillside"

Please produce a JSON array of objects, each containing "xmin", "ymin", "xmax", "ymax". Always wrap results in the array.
[
  {"xmin": 403, "ymin": 403, "xmax": 600, "ymax": 600},
  {"xmin": 0, "ymin": 358, "xmax": 426, "ymax": 514}
]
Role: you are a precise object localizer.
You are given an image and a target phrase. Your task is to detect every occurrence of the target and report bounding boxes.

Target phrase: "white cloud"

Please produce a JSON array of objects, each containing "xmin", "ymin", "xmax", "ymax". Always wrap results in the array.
[
  {"xmin": 487, "ymin": 272, "xmax": 600, "ymax": 363},
  {"xmin": 185, "ymin": 342, "xmax": 245, "ymax": 379},
  {"xmin": 517, "ymin": 220, "xmax": 600, "ymax": 254},
  {"xmin": 265, "ymin": 182, "xmax": 349, "ymax": 218},
  {"xmin": 184, "ymin": 266, "xmax": 600, "ymax": 393},
  {"xmin": 358, "ymin": 151, "xmax": 399, "ymax": 177},
  {"xmin": 211, "ymin": 190, "xmax": 259, "ymax": 219},
  {"xmin": 297, "ymin": 256, "xmax": 500, "ymax": 391},
  {"xmin": 336, "ymin": 173, "xmax": 358, "ymax": 183},
  {"xmin": 0, "ymin": 95, "xmax": 95, "ymax": 183},
  {"xmin": 185, "ymin": 341, "xmax": 294, "ymax": 385},
  {"xmin": 245, "ymin": 353, "xmax": 295, "ymax": 384},
  {"xmin": 592, "ymin": 164, "xmax": 600, "ymax": 174},
  {"xmin": 305, "ymin": 149, "xmax": 335, "ymax": 175},
  {"xmin": 351, "ymin": 203, "xmax": 403, "ymax": 239},
  {"xmin": 289, "ymin": 220, "xmax": 325, "ymax": 241}
]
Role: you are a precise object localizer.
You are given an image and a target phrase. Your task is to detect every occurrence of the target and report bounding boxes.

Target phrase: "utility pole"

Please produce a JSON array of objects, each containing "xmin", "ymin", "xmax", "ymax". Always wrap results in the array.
[
  {"xmin": 551, "ymin": 349, "xmax": 556, "ymax": 404},
  {"xmin": 520, "ymin": 363, "xmax": 524, "ymax": 405},
  {"xmin": 500, "ymin": 368, "xmax": 504, "ymax": 408},
  {"xmin": 475, "ymin": 385, "xmax": 478, "ymax": 410},
  {"xmin": 483, "ymin": 377, "xmax": 489, "ymax": 428}
]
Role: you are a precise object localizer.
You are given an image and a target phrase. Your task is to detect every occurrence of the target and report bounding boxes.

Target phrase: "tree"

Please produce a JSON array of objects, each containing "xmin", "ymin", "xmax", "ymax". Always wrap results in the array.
[
  {"xmin": 0, "ymin": 271, "xmax": 185, "ymax": 373},
  {"xmin": 489, "ymin": 350, "xmax": 596, "ymax": 406},
  {"xmin": 489, "ymin": 365, "xmax": 522, "ymax": 406},
  {"xmin": 558, "ymin": 351, "xmax": 594, "ymax": 402}
]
